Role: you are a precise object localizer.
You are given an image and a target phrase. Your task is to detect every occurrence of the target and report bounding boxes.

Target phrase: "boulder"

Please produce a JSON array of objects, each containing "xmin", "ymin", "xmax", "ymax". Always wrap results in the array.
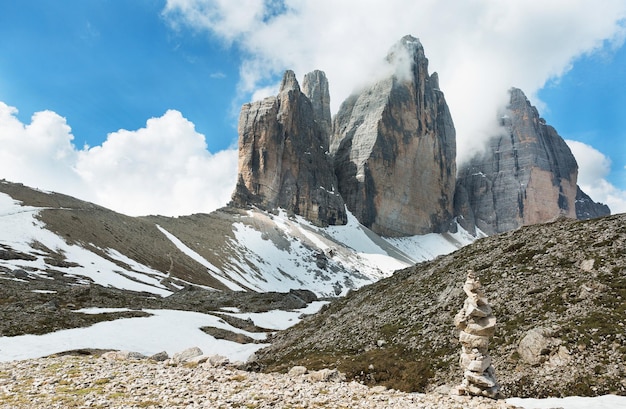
[
  {"xmin": 517, "ymin": 328, "xmax": 564, "ymax": 366},
  {"xmin": 101, "ymin": 350, "xmax": 146, "ymax": 361},
  {"xmin": 172, "ymin": 346, "xmax": 203, "ymax": 364},
  {"xmin": 205, "ymin": 354, "xmax": 230, "ymax": 367},
  {"xmin": 288, "ymin": 365, "xmax": 308, "ymax": 376},
  {"xmin": 149, "ymin": 351, "xmax": 169, "ymax": 362},
  {"xmin": 306, "ymin": 368, "xmax": 346, "ymax": 382}
]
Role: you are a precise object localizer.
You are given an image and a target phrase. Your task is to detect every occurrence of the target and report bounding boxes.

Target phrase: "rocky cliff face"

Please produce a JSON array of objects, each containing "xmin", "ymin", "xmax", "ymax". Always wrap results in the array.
[
  {"xmin": 231, "ymin": 70, "xmax": 346, "ymax": 227},
  {"xmin": 575, "ymin": 186, "xmax": 610, "ymax": 220},
  {"xmin": 302, "ymin": 70, "xmax": 332, "ymax": 141},
  {"xmin": 331, "ymin": 35, "xmax": 456, "ymax": 237},
  {"xmin": 455, "ymin": 88, "xmax": 580, "ymax": 235},
  {"xmin": 231, "ymin": 37, "xmax": 608, "ymax": 238}
]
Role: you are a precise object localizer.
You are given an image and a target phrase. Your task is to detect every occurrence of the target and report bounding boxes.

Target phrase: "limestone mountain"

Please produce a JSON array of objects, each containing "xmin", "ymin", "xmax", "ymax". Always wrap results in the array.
[
  {"xmin": 455, "ymin": 88, "xmax": 609, "ymax": 235},
  {"xmin": 229, "ymin": 36, "xmax": 609, "ymax": 239},
  {"xmin": 331, "ymin": 35, "xmax": 457, "ymax": 237},
  {"xmin": 231, "ymin": 70, "xmax": 346, "ymax": 227}
]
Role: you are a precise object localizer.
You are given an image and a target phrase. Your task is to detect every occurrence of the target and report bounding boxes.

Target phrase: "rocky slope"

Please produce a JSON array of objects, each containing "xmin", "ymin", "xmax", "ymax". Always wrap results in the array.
[
  {"xmin": 231, "ymin": 70, "xmax": 346, "ymax": 227},
  {"xmin": 0, "ymin": 354, "xmax": 517, "ymax": 409},
  {"xmin": 455, "ymin": 88, "xmax": 609, "ymax": 235},
  {"xmin": 250, "ymin": 213, "xmax": 626, "ymax": 398},
  {"xmin": 331, "ymin": 35, "xmax": 457, "ymax": 237},
  {"xmin": 0, "ymin": 179, "xmax": 474, "ymax": 300}
]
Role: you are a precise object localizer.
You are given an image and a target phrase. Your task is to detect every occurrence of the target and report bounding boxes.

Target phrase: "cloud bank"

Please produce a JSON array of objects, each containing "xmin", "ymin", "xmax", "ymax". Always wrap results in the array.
[
  {"xmin": 0, "ymin": 102, "xmax": 237, "ymax": 216},
  {"xmin": 164, "ymin": 0, "xmax": 626, "ymax": 165}
]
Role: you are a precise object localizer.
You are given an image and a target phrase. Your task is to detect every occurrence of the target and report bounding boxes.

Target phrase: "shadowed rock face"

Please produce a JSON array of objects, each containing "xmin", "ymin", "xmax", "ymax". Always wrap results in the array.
[
  {"xmin": 231, "ymin": 70, "xmax": 346, "ymax": 227},
  {"xmin": 302, "ymin": 70, "xmax": 332, "ymax": 141},
  {"xmin": 456, "ymin": 88, "xmax": 581, "ymax": 235},
  {"xmin": 575, "ymin": 186, "xmax": 610, "ymax": 220},
  {"xmin": 331, "ymin": 35, "xmax": 456, "ymax": 237}
]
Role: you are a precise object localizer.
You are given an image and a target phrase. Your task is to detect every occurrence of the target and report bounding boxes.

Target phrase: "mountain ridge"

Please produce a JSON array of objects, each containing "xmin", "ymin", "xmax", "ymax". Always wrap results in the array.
[
  {"xmin": 231, "ymin": 35, "xmax": 609, "ymax": 238},
  {"xmin": 0, "ymin": 179, "xmax": 474, "ymax": 299}
]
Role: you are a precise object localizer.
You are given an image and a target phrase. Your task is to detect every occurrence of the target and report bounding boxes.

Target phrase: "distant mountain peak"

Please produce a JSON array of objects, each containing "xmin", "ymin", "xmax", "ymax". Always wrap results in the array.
[
  {"xmin": 232, "ymin": 35, "xmax": 608, "ymax": 238},
  {"xmin": 332, "ymin": 36, "xmax": 456, "ymax": 236},
  {"xmin": 455, "ymin": 87, "xmax": 609, "ymax": 235}
]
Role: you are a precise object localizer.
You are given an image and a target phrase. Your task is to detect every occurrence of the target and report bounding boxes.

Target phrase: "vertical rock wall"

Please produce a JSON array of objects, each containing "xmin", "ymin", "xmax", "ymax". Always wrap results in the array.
[
  {"xmin": 302, "ymin": 70, "xmax": 333, "ymax": 141},
  {"xmin": 230, "ymin": 36, "xmax": 609, "ymax": 238},
  {"xmin": 231, "ymin": 70, "xmax": 346, "ymax": 227},
  {"xmin": 331, "ymin": 35, "xmax": 457, "ymax": 236},
  {"xmin": 455, "ymin": 88, "xmax": 580, "ymax": 235}
]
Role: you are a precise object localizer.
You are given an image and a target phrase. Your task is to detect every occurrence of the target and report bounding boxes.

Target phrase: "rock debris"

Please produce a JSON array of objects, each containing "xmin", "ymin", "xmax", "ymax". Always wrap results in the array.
[{"xmin": 0, "ymin": 354, "xmax": 518, "ymax": 409}]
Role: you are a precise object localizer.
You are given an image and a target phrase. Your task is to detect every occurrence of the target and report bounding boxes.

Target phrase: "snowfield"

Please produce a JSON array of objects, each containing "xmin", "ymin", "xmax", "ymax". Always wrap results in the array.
[
  {"xmin": 506, "ymin": 395, "xmax": 626, "ymax": 409},
  {"xmin": 0, "ymin": 190, "xmax": 476, "ymax": 298},
  {"xmin": 0, "ymin": 302, "xmax": 328, "ymax": 363},
  {"xmin": 0, "ymin": 192, "xmax": 172, "ymax": 296}
]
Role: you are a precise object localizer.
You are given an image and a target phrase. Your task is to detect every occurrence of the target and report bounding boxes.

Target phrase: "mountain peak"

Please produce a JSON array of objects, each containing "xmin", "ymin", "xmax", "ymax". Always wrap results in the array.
[
  {"xmin": 385, "ymin": 34, "xmax": 426, "ymax": 81},
  {"xmin": 232, "ymin": 69, "xmax": 346, "ymax": 227},
  {"xmin": 398, "ymin": 34, "xmax": 423, "ymax": 52},
  {"xmin": 455, "ymin": 86, "xmax": 609, "ymax": 235},
  {"xmin": 279, "ymin": 70, "xmax": 300, "ymax": 93},
  {"xmin": 302, "ymin": 70, "xmax": 332, "ymax": 140},
  {"xmin": 332, "ymin": 36, "xmax": 456, "ymax": 236}
]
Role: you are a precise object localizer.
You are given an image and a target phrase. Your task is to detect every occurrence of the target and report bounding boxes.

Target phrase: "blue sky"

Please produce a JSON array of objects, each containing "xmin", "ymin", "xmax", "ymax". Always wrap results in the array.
[
  {"xmin": 0, "ymin": 0, "xmax": 625, "ymax": 215},
  {"xmin": 0, "ymin": 1, "xmax": 240, "ymax": 151},
  {"xmin": 538, "ymin": 44, "xmax": 626, "ymax": 190}
]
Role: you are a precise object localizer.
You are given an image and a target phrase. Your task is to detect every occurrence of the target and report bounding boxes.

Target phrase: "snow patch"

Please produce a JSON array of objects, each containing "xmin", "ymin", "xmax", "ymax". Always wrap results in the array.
[
  {"xmin": 223, "ymin": 301, "xmax": 328, "ymax": 331},
  {"xmin": 507, "ymin": 394, "xmax": 626, "ymax": 409},
  {"xmin": 385, "ymin": 222, "xmax": 478, "ymax": 262},
  {"xmin": 0, "ymin": 193, "xmax": 172, "ymax": 296},
  {"xmin": 155, "ymin": 224, "xmax": 245, "ymax": 291},
  {"xmin": 0, "ymin": 302, "xmax": 327, "ymax": 363}
]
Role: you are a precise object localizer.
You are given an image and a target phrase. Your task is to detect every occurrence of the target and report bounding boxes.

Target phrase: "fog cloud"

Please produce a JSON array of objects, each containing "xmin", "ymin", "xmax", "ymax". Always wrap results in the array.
[{"xmin": 163, "ymin": 0, "xmax": 626, "ymax": 165}]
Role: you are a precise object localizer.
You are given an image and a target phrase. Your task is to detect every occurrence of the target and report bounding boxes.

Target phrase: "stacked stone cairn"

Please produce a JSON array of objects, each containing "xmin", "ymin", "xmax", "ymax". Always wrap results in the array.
[{"xmin": 453, "ymin": 270, "xmax": 502, "ymax": 399}]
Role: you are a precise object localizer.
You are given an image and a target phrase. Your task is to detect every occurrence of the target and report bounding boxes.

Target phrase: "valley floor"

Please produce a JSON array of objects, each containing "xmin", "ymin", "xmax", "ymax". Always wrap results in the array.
[
  {"xmin": 0, "ymin": 354, "xmax": 515, "ymax": 409},
  {"xmin": 1, "ymin": 354, "xmax": 625, "ymax": 409}
]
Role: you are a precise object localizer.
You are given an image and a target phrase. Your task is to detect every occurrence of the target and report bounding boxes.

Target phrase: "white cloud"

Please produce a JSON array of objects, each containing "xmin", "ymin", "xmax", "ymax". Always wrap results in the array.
[
  {"xmin": 0, "ymin": 102, "xmax": 85, "ymax": 197},
  {"xmin": 163, "ymin": 0, "xmax": 626, "ymax": 165},
  {"xmin": 0, "ymin": 103, "xmax": 237, "ymax": 217},
  {"xmin": 567, "ymin": 140, "xmax": 626, "ymax": 214}
]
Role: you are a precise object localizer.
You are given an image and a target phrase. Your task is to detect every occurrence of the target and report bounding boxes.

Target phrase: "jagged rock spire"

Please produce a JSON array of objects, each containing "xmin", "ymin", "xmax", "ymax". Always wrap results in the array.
[
  {"xmin": 280, "ymin": 69, "xmax": 300, "ymax": 93},
  {"xmin": 455, "ymin": 88, "xmax": 581, "ymax": 235},
  {"xmin": 331, "ymin": 35, "xmax": 456, "ymax": 236},
  {"xmin": 302, "ymin": 70, "xmax": 332, "ymax": 142},
  {"xmin": 231, "ymin": 70, "xmax": 346, "ymax": 227}
]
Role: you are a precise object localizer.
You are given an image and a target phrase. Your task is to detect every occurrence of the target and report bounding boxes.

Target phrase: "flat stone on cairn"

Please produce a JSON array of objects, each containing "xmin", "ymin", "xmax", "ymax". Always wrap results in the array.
[{"xmin": 453, "ymin": 270, "xmax": 502, "ymax": 399}]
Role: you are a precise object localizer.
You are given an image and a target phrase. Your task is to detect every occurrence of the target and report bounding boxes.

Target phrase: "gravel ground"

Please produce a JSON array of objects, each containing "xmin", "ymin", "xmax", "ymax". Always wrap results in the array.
[{"xmin": 0, "ymin": 355, "xmax": 518, "ymax": 409}]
